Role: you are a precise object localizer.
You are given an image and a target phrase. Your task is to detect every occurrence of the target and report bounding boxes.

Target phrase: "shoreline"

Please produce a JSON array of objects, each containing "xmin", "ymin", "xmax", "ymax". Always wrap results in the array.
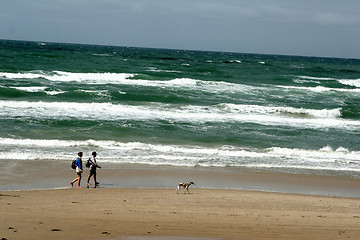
[
  {"xmin": 2, "ymin": 188, "xmax": 360, "ymax": 240},
  {"xmin": 1, "ymin": 161, "xmax": 360, "ymax": 198}
]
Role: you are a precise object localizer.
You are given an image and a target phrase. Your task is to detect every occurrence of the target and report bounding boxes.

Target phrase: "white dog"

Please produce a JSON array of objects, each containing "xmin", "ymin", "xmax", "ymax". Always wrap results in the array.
[{"xmin": 176, "ymin": 182, "xmax": 195, "ymax": 194}]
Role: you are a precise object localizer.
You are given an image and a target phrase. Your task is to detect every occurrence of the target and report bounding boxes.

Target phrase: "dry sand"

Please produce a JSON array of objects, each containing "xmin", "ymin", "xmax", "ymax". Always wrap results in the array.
[{"xmin": 1, "ymin": 188, "xmax": 360, "ymax": 240}]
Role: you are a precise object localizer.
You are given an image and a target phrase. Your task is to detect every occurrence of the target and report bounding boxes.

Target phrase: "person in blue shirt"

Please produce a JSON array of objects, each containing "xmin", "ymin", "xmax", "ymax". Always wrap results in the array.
[{"xmin": 70, "ymin": 152, "xmax": 83, "ymax": 188}]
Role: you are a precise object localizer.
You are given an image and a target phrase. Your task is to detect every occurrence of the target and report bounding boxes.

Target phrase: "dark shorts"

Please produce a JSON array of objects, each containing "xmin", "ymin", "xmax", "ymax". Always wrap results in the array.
[{"xmin": 89, "ymin": 170, "xmax": 96, "ymax": 177}]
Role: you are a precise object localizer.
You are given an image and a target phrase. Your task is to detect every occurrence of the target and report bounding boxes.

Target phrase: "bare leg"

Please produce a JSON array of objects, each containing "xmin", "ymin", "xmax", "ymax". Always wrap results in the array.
[
  {"xmin": 70, "ymin": 177, "xmax": 78, "ymax": 187},
  {"xmin": 87, "ymin": 174, "xmax": 92, "ymax": 188},
  {"xmin": 77, "ymin": 174, "xmax": 82, "ymax": 188},
  {"xmin": 94, "ymin": 172, "xmax": 98, "ymax": 185}
]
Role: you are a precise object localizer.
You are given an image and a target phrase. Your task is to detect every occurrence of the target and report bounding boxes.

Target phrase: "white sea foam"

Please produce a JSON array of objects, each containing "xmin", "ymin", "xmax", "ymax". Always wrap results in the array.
[
  {"xmin": 339, "ymin": 79, "xmax": 360, "ymax": 88},
  {"xmin": 92, "ymin": 53, "xmax": 112, "ymax": 57},
  {"xmin": 52, "ymin": 71, "xmax": 135, "ymax": 84},
  {"xmin": 294, "ymin": 76, "xmax": 360, "ymax": 89},
  {"xmin": 297, "ymin": 76, "xmax": 335, "ymax": 81},
  {"xmin": 5, "ymin": 70, "xmax": 358, "ymax": 97},
  {"xmin": 145, "ymin": 67, "xmax": 182, "ymax": 73},
  {"xmin": 218, "ymin": 103, "xmax": 341, "ymax": 119},
  {"xmin": 45, "ymin": 90, "xmax": 65, "ymax": 95},
  {"xmin": 1, "ymin": 71, "xmax": 359, "ymax": 96},
  {"xmin": 0, "ymin": 137, "xmax": 359, "ymax": 172},
  {"xmin": 0, "ymin": 71, "xmax": 47, "ymax": 80},
  {"xmin": 278, "ymin": 85, "xmax": 360, "ymax": 93},
  {"xmin": 0, "ymin": 100, "xmax": 357, "ymax": 130},
  {"xmin": 0, "ymin": 71, "xmax": 254, "ymax": 94},
  {"xmin": 12, "ymin": 86, "xmax": 47, "ymax": 92},
  {"xmin": 9, "ymin": 86, "xmax": 66, "ymax": 95},
  {"xmin": 293, "ymin": 79, "xmax": 321, "ymax": 84},
  {"xmin": 0, "ymin": 71, "xmax": 135, "ymax": 84}
]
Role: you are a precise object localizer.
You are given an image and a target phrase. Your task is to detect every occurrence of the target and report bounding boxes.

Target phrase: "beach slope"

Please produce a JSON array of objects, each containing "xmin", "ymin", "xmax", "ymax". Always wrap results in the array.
[{"xmin": 1, "ymin": 188, "xmax": 360, "ymax": 240}]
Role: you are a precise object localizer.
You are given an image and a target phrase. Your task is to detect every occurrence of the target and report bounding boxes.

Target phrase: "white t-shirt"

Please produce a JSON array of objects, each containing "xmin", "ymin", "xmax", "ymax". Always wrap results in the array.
[{"xmin": 89, "ymin": 156, "xmax": 97, "ymax": 171}]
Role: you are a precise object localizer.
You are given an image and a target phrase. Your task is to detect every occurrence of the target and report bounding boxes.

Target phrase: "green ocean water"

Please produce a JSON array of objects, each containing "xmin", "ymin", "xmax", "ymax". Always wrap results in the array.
[{"xmin": 0, "ymin": 40, "xmax": 360, "ymax": 178}]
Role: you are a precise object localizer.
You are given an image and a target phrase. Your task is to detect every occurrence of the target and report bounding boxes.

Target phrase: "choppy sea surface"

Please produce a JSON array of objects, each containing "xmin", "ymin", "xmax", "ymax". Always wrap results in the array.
[{"xmin": 1, "ymin": 40, "xmax": 360, "ymax": 180}]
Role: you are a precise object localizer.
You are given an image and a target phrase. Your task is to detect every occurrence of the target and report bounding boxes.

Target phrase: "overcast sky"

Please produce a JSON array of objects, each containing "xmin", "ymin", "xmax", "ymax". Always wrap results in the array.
[{"xmin": 1, "ymin": 0, "xmax": 360, "ymax": 59}]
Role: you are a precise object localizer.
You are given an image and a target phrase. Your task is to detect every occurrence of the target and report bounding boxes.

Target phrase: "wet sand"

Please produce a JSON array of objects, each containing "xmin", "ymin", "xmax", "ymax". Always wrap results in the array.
[
  {"xmin": 1, "ymin": 161, "xmax": 360, "ymax": 198},
  {"xmin": 1, "ymin": 188, "xmax": 360, "ymax": 240}
]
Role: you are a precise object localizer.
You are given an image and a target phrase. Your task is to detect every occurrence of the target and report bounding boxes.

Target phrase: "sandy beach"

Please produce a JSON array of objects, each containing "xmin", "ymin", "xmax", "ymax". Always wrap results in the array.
[
  {"xmin": 2, "ymin": 164, "xmax": 360, "ymax": 239},
  {"xmin": 1, "ymin": 187, "xmax": 360, "ymax": 240}
]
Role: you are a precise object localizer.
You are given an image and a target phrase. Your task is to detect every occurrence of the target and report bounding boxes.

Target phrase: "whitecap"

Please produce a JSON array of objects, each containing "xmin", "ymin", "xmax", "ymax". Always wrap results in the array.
[
  {"xmin": 11, "ymin": 86, "xmax": 47, "ymax": 92},
  {"xmin": 0, "ymin": 71, "xmax": 135, "ymax": 84},
  {"xmin": 0, "ymin": 100, "xmax": 358, "ymax": 130},
  {"xmin": 1, "ymin": 138, "xmax": 360, "ymax": 173},
  {"xmin": 297, "ymin": 76, "xmax": 335, "ymax": 81},
  {"xmin": 92, "ymin": 53, "xmax": 111, "ymax": 57},
  {"xmin": 278, "ymin": 85, "xmax": 360, "ymax": 93},
  {"xmin": 338, "ymin": 79, "xmax": 360, "ymax": 88}
]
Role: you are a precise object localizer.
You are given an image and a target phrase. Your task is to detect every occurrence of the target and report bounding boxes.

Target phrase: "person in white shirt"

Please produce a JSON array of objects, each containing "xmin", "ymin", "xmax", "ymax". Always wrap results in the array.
[{"xmin": 87, "ymin": 151, "xmax": 101, "ymax": 188}]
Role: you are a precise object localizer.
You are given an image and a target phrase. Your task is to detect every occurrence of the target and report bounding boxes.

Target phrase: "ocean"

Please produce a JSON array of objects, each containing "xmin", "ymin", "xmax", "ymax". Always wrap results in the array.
[{"xmin": 1, "ymin": 39, "xmax": 360, "ymax": 187}]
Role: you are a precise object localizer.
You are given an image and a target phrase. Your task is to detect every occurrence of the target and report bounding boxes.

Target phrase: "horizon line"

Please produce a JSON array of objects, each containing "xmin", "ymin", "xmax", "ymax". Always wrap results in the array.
[{"xmin": 1, "ymin": 38, "xmax": 359, "ymax": 61}]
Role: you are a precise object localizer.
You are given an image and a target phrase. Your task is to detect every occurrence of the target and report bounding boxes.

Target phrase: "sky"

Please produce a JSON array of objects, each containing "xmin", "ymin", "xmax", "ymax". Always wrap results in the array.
[{"xmin": 1, "ymin": 0, "xmax": 360, "ymax": 59}]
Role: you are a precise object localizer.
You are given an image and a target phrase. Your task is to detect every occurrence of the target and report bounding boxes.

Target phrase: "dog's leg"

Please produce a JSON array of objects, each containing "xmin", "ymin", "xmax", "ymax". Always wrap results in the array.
[{"xmin": 176, "ymin": 185, "xmax": 180, "ymax": 194}]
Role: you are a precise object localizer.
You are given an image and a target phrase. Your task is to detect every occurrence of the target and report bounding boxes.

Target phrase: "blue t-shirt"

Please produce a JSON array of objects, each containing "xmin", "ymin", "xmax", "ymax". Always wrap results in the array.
[{"xmin": 75, "ymin": 158, "xmax": 82, "ymax": 170}]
